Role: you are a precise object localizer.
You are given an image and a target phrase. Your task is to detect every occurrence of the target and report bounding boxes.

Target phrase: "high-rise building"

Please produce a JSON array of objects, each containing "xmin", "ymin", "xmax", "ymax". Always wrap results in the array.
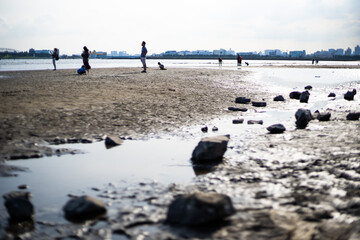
[
  {"xmin": 345, "ymin": 48, "xmax": 352, "ymax": 56},
  {"xmin": 354, "ymin": 45, "xmax": 360, "ymax": 56}
]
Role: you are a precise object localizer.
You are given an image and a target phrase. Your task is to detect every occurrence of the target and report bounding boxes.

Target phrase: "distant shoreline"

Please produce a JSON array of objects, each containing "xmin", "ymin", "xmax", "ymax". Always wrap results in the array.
[{"xmin": 1, "ymin": 56, "xmax": 360, "ymax": 61}]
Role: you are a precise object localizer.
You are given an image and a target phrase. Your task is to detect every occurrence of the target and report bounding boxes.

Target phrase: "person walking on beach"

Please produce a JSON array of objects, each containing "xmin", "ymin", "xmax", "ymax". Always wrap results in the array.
[
  {"xmin": 81, "ymin": 46, "xmax": 91, "ymax": 74},
  {"xmin": 140, "ymin": 41, "xmax": 147, "ymax": 73},
  {"xmin": 50, "ymin": 48, "xmax": 59, "ymax": 70}
]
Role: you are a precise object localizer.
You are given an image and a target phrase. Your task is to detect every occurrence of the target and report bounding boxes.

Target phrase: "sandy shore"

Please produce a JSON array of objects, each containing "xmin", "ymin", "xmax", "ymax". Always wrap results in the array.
[
  {"xmin": 1, "ymin": 66, "xmax": 360, "ymax": 239},
  {"xmin": 0, "ymin": 68, "xmax": 261, "ymax": 160}
]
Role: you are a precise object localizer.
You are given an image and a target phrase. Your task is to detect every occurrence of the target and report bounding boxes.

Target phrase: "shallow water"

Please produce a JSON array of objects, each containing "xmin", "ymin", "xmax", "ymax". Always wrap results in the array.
[{"xmin": 0, "ymin": 65, "xmax": 359, "ymax": 224}]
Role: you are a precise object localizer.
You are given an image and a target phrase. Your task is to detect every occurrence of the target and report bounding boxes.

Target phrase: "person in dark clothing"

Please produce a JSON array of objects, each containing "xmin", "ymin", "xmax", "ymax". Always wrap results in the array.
[
  {"xmin": 50, "ymin": 48, "xmax": 59, "ymax": 70},
  {"xmin": 81, "ymin": 46, "xmax": 91, "ymax": 74},
  {"xmin": 237, "ymin": 54, "xmax": 242, "ymax": 66}
]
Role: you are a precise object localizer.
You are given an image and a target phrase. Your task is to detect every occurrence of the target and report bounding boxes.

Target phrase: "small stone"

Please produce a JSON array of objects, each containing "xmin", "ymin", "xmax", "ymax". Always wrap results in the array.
[
  {"xmin": 228, "ymin": 107, "xmax": 248, "ymax": 112},
  {"xmin": 305, "ymin": 85, "xmax": 312, "ymax": 90},
  {"xmin": 63, "ymin": 195, "xmax": 107, "ymax": 222},
  {"xmin": 166, "ymin": 192, "xmax": 235, "ymax": 225},
  {"xmin": 346, "ymin": 112, "xmax": 360, "ymax": 121},
  {"xmin": 247, "ymin": 120, "xmax": 263, "ymax": 125},
  {"xmin": 290, "ymin": 91, "xmax": 301, "ymax": 99},
  {"xmin": 201, "ymin": 126, "xmax": 208, "ymax": 132},
  {"xmin": 105, "ymin": 135, "xmax": 123, "ymax": 147},
  {"xmin": 273, "ymin": 95, "xmax": 285, "ymax": 101},
  {"xmin": 300, "ymin": 91, "xmax": 310, "ymax": 103},
  {"xmin": 267, "ymin": 124, "xmax": 286, "ymax": 134},
  {"xmin": 191, "ymin": 135, "xmax": 230, "ymax": 163},
  {"xmin": 235, "ymin": 97, "xmax": 251, "ymax": 104},
  {"xmin": 328, "ymin": 92, "xmax": 336, "ymax": 97},
  {"xmin": 212, "ymin": 126, "xmax": 218, "ymax": 131},
  {"xmin": 18, "ymin": 184, "xmax": 29, "ymax": 190},
  {"xmin": 3, "ymin": 191, "xmax": 34, "ymax": 220},
  {"xmin": 232, "ymin": 119, "xmax": 244, "ymax": 124},
  {"xmin": 344, "ymin": 89, "xmax": 357, "ymax": 101},
  {"xmin": 317, "ymin": 113, "xmax": 331, "ymax": 121},
  {"xmin": 252, "ymin": 101, "xmax": 267, "ymax": 107}
]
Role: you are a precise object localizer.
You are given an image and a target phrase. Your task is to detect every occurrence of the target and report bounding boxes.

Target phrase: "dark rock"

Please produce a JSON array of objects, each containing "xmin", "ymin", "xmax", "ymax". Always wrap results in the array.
[
  {"xmin": 252, "ymin": 101, "xmax": 267, "ymax": 107},
  {"xmin": 317, "ymin": 112, "xmax": 331, "ymax": 121},
  {"xmin": 328, "ymin": 92, "xmax": 336, "ymax": 97},
  {"xmin": 3, "ymin": 191, "xmax": 34, "ymax": 220},
  {"xmin": 166, "ymin": 192, "xmax": 235, "ymax": 225},
  {"xmin": 305, "ymin": 85, "xmax": 312, "ymax": 90},
  {"xmin": 300, "ymin": 91, "xmax": 310, "ymax": 103},
  {"xmin": 289, "ymin": 91, "xmax": 301, "ymax": 99},
  {"xmin": 346, "ymin": 112, "xmax": 360, "ymax": 121},
  {"xmin": 228, "ymin": 107, "xmax": 248, "ymax": 112},
  {"xmin": 63, "ymin": 195, "xmax": 107, "ymax": 222},
  {"xmin": 80, "ymin": 138, "xmax": 93, "ymax": 144},
  {"xmin": 201, "ymin": 126, "xmax": 208, "ymax": 132},
  {"xmin": 273, "ymin": 95, "xmax": 285, "ymax": 101},
  {"xmin": 295, "ymin": 108, "xmax": 313, "ymax": 129},
  {"xmin": 235, "ymin": 97, "xmax": 251, "ymax": 104},
  {"xmin": 212, "ymin": 126, "xmax": 218, "ymax": 131},
  {"xmin": 191, "ymin": 135, "xmax": 230, "ymax": 163},
  {"xmin": 105, "ymin": 135, "xmax": 123, "ymax": 147},
  {"xmin": 247, "ymin": 120, "xmax": 263, "ymax": 125},
  {"xmin": 267, "ymin": 124, "xmax": 286, "ymax": 134},
  {"xmin": 18, "ymin": 184, "xmax": 29, "ymax": 190},
  {"xmin": 232, "ymin": 119, "xmax": 244, "ymax": 124},
  {"xmin": 344, "ymin": 89, "xmax": 357, "ymax": 101}
]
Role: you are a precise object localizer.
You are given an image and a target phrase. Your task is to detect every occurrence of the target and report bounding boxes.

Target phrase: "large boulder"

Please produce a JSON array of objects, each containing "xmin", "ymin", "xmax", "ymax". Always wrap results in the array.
[
  {"xmin": 289, "ymin": 91, "xmax": 301, "ymax": 99},
  {"xmin": 300, "ymin": 91, "xmax": 310, "ymax": 103},
  {"xmin": 305, "ymin": 85, "xmax": 313, "ymax": 90},
  {"xmin": 191, "ymin": 135, "xmax": 230, "ymax": 163},
  {"xmin": 63, "ymin": 195, "xmax": 107, "ymax": 222},
  {"xmin": 235, "ymin": 97, "xmax": 251, "ymax": 104},
  {"xmin": 344, "ymin": 89, "xmax": 357, "ymax": 101},
  {"xmin": 328, "ymin": 92, "xmax": 336, "ymax": 97},
  {"xmin": 166, "ymin": 192, "xmax": 235, "ymax": 225},
  {"xmin": 3, "ymin": 191, "xmax": 34, "ymax": 221},
  {"xmin": 295, "ymin": 108, "xmax": 313, "ymax": 129},
  {"xmin": 267, "ymin": 124, "xmax": 286, "ymax": 134}
]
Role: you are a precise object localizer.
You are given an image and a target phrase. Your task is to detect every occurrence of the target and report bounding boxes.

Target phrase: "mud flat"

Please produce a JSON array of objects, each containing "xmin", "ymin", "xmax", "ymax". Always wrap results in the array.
[{"xmin": 0, "ymin": 66, "xmax": 360, "ymax": 239}]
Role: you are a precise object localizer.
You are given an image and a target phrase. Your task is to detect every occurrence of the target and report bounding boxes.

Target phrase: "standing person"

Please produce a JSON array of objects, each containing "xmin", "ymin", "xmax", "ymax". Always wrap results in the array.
[
  {"xmin": 140, "ymin": 41, "xmax": 147, "ymax": 73},
  {"xmin": 50, "ymin": 48, "xmax": 59, "ymax": 70},
  {"xmin": 237, "ymin": 54, "xmax": 242, "ymax": 66},
  {"xmin": 81, "ymin": 46, "xmax": 91, "ymax": 74},
  {"xmin": 218, "ymin": 57, "xmax": 223, "ymax": 66}
]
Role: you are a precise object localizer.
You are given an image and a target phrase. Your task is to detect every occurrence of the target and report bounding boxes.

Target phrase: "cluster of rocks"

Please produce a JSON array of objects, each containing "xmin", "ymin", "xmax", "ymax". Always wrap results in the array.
[{"xmin": 3, "ymin": 191, "xmax": 107, "ymax": 224}]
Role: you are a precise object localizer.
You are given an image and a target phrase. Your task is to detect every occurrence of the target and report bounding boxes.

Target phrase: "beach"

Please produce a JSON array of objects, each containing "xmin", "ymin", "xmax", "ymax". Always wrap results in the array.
[{"xmin": 1, "ymin": 66, "xmax": 360, "ymax": 239}]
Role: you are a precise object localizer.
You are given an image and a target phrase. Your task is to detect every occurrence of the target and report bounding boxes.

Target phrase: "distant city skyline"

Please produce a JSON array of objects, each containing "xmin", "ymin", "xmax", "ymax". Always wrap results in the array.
[{"xmin": 1, "ymin": 0, "xmax": 359, "ymax": 55}]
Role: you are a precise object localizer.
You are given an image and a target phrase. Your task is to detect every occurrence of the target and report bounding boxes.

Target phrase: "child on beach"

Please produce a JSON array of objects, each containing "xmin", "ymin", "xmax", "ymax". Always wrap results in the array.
[
  {"xmin": 81, "ymin": 46, "xmax": 91, "ymax": 74},
  {"xmin": 77, "ymin": 65, "xmax": 86, "ymax": 75},
  {"xmin": 158, "ymin": 62, "xmax": 166, "ymax": 70}
]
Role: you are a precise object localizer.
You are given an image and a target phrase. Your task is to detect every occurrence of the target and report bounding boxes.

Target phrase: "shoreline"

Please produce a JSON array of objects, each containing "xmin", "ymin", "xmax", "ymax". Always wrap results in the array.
[{"xmin": 1, "ymin": 67, "xmax": 360, "ymax": 239}]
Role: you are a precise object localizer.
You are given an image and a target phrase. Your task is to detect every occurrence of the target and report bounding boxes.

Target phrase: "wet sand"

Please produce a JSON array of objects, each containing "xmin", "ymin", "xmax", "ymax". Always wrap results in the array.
[{"xmin": 1, "ymin": 66, "xmax": 360, "ymax": 239}]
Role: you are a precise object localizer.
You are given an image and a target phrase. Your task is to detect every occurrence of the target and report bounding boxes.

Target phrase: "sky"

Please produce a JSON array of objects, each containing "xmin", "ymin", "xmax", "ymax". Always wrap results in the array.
[{"xmin": 0, "ymin": 0, "xmax": 359, "ymax": 55}]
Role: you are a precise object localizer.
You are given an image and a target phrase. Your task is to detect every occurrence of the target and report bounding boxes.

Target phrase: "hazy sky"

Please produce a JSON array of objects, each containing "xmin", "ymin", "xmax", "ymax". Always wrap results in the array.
[{"xmin": 0, "ymin": 0, "xmax": 359, "ymax": 55}]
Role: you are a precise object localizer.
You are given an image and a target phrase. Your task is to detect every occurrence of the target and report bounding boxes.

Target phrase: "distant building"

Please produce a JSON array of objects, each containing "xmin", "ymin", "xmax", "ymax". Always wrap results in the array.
[
  {"xmin": 91, "ymin": 50, "xmax": 107, "ymax": 58},
  {"xmin": 314, "ymin": 50, "xmax": 332, "ymax": 58},
  {"xmin": 333, "ymin": 48, "xmax": 344, "ymax": 56},
  {"xmin": 118, "ymin": 51, "xmax": 129, "ymax": 56},
  {"xmin": 227, "ymin": 48, "xmax": 235, "ymax": 55},
  {"xmin": 354, "ymin": 45, "xmax": 360, "ymax": 56},
  {"xmin": 264, "ymin": 49, "xmax": 282, "ymax": 56},
  {"xmin": 0, "ymin": 48, "xmax": 17, "ymax": 53},
  {"xmin": 164, "ymin": 50, "xmax": 178, "ymax": 56},
  {"xmin": 111, "ymin": 51, "xmax": 118, "ymax": 57},
  {"xmin": 344, "ymin": 47, "xmax": 352, "ymax": 56},
  {"xmin": 328, "ymin": 49, "xmax": 336, "ymax": 55},
  {"xmin": 178, "ymin": 50, "xmax": 191, "ymax": 56},
  {"xmin": 213, "ymin": 49, "xmax": 228, "ymax": 55},
  {"xmin": 289, "ymin": 50, "xmax": 306, "ymax": 58},
  {"xmin": 236, "ymin": 51, "xmax": 257, "ymax": 56}
]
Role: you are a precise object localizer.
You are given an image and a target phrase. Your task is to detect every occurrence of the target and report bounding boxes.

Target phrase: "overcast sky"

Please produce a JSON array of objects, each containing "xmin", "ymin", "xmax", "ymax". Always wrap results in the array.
[{"xmin": 0, "ymin": 0, "xmax": 359, "ymax": 55}]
